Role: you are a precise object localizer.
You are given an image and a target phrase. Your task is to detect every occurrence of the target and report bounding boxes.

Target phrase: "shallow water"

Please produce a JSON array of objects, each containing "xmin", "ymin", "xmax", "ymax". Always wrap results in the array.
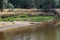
[{"xmin": 12, "ymin": 26, "xmax": 60, "ymax": 40}]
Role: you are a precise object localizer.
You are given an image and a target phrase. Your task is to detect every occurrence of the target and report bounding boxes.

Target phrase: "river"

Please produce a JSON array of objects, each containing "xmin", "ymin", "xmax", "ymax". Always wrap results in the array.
[{"xmin": 11, "ymin": 26, "xmax": 60, "ymax": 40}]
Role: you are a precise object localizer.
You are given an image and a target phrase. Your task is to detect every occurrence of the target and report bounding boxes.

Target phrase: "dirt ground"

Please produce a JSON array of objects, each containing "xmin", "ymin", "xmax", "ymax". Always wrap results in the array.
[
  {"xmin": 0, "ymin": 9, "xmax": 60, "ymax": 17},
  {"xmin": 0, "ymin": 20, "xmax": 59, "ymax": 27},
  {"xmin": 0, "ymin": 20, "xmax": 59, "ymax": 32},
  {"xmin": 0, "ymin": 21, "xmax": 32, "ymax": 27}
]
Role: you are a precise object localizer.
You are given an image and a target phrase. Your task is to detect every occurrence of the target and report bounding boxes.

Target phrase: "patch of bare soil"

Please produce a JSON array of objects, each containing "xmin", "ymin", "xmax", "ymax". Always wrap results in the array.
[
  {"xmin": 1, "ymin": 9, "xmax": 60, "ymax": 17},
  {"xmin": 0, "ymin": 21, "xmax": 33, "ymax": 27},
  {"xmin": 0, "ymin": 21, "xmax": 59, "ymax": 28},
  {"xmin": 0, "ymin": 20, "xmax": 60, "ymax": 32},
  {"xmin": 0, "ymin": 21, "xmax": 35, "ymax": 31}
]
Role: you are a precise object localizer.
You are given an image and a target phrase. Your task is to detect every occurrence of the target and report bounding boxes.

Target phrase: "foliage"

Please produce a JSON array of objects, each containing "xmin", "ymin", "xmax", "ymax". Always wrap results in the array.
[
  {"xmin": 0, "ymin": 0, "xmax": 14, "ymax": 12},
  {"xmin": 8, "ymin": 0, "xmax": 60, "ymax": 8},
  {"xmin": 0, "ymin": 0, "xmax": 60, "ymax": 9},
  {"xmin": 3, "ymin": 3, "xmax": 14, "ymax": 9},
  {"xmin": 0, "ymin": 14, "xmax": 54, "ymax": 22},
  {"xmin": 0, "ymin": 0, "xmax": 4, "ymax": 12}
]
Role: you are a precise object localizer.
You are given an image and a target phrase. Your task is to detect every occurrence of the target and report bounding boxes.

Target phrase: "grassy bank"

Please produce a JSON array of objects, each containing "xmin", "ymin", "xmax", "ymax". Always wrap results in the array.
[{"xmin": 0, "ymin": 15, "xmax": 54, "ymax": 22}]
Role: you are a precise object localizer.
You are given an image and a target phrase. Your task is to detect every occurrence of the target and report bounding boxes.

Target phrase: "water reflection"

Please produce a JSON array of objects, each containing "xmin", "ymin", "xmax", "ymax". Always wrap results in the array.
[
  {"xmin": 42, "ymin": 26, "xmax": 56, "ymax": 40},
  {"xmin": 12, "ymin": 26, "xmax": 60, "ymax": 40},
  {"xmin": 56, "ymin": 26, "xmax": 60, "ymax": 40}
]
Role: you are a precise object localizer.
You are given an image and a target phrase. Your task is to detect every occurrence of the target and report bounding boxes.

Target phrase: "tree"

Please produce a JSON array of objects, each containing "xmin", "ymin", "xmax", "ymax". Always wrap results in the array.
[
  {"xmin": 35, "ymin": 0, "xmax": 40, "ymax": 11},
  {"xmin": 40, "ymin": 0, "xmax": 56, "ymax": 12},
  {"xmin": 3, "ymin": 0, "xmax": 14, "ymax": 12},
  {"xmin": 0, "ymin": 0, "xmax": 3, "ymax": 12},
  {"xmin": 0, "ymin": 0, "xmax": 14, "ymax": 12}
]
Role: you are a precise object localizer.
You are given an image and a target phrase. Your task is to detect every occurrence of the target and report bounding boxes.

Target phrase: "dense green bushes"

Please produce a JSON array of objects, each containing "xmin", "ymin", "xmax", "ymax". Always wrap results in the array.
[
  {"xmin": 9, "ymin": 0, "xmax": 60, "ymax": 8},
  {"xmin": 0, "ymin": 0, "xmax": 60, "ymax": 9},
  {"xmin": 0, "ymin": 0, "xmax": 60, "ymax": 11}
]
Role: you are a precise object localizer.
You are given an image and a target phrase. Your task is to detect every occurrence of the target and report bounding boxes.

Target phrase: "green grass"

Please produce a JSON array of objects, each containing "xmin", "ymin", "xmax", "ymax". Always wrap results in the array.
[
  {"xmin": 30, "ymin": 16, "xmax": 54, "ymax": 22},
  {"xmin": 0, "ymin": 15, "xmax": 54, "ymax": 22}
]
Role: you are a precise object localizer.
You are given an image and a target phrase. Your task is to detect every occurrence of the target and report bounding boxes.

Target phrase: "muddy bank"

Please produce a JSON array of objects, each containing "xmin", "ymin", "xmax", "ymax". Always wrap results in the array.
[
  {"xmin": 0, "ymin": 21, "xmax": 59, "ymax": 32},
  {"xmin": 0, "ymin": 21, "xmax": 59, "ymax": 40}
]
